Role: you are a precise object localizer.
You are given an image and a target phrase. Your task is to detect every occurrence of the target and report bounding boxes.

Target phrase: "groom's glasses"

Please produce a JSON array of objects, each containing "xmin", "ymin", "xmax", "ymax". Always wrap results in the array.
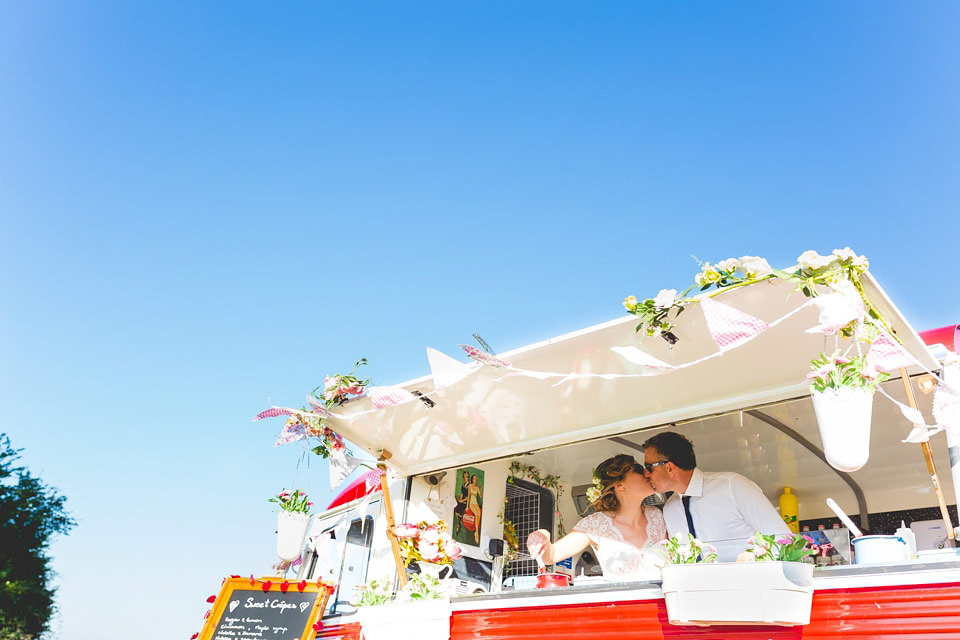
[{"xmin": 641, "ymin": 460, "xmax": 670, "ymax": 473}]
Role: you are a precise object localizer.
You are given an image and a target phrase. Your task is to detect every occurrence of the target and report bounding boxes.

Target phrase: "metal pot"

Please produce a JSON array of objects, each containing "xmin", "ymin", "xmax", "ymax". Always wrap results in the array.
[
  {"xmin": 536, "ymin": 570, "xmax": 572, "ymax": 589},
  {"xmin": 852, "ymin": 535, "xmax": 908, "ymax": 564}
]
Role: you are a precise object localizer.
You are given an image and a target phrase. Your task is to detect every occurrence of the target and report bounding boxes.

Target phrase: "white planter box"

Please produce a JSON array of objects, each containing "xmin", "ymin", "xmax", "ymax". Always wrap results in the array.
[
  {"xmin": 660, "ymin": 561, "xmax": 814, "ymax": 626},
  {"xmin": 356, "ymin": 598, "xmax": 451, "ymax": 640}
]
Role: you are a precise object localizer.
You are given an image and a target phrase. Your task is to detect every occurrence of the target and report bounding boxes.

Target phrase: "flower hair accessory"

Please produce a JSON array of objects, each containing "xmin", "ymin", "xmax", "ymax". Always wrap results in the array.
[{"xmin": 585, "ymin": 470, "xmax": 604, "ymax": 503}]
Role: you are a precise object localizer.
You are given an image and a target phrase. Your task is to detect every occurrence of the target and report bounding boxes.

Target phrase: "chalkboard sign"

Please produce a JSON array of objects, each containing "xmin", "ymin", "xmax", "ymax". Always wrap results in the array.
[{"xmin": 199, "ymin": 577, "xmax": 333, "ymax": 640}]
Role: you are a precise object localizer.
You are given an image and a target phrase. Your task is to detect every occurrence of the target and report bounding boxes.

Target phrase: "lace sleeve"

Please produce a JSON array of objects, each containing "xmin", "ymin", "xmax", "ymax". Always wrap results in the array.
[
  {"xmin": 644, "ymin": 506, "xmax": 668, "ymax": 548},
  {"xmin": 572, "ymin": 513, "xmax": 611, "ymax": 547}
]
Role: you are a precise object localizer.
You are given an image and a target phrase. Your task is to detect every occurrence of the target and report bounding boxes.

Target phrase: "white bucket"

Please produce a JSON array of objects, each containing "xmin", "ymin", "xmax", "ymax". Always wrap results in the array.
[
  {"xmin": 276, "ymin": 510, "xmax": 311, "ymax": 561},
  {"xmin": 812, "ymin": 388, "xmax": 874, "ymax": 472},
  {"xmin": 853, "ymin": 535, "xmax": 908, "ymax": 564}
]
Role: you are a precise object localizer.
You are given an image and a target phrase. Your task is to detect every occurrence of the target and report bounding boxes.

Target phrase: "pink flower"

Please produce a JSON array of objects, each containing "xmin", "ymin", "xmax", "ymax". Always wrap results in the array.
[
  {"xmin": 802, "ymin": 535, "xmax": 815, "ymax": 545},
  {"xmin": 834, "ymin": 357, "xmax": 850, "ymax": 364},
  {"xmin": 445, "ymin": 540, "xmax": 463, "ymax": 560},
  {"xmin": 277, "ymin": 491, "xmax": 291, "ymax": 500},
  {"xmin": 776, "ymin": 536, "xmax": 794, "ymax": 545},
  {"xmin": 393, "ymin": 523, "xmax": 420, "ymax": 538}
]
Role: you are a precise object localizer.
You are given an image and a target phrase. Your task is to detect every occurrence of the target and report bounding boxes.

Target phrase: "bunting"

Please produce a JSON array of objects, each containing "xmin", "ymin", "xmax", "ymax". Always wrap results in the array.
[{"xmin": 700, "ymin": 296, "xmax": 770, "ymax": 351}]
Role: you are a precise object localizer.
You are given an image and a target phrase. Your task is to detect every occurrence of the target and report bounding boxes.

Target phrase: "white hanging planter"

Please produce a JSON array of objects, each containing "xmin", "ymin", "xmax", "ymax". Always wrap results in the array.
[
  {"xmin": 661, "ymin": 561, "xmax": 814, "ymax": 626},
  {"xmin": 276, "ymin": 511, "xmax": 311, "ymax": 561},
  {"xmin": 356, "ymin": 597, "xmax": 451, "ymax": 640},
  {"xmin": 811, "ymin": 387, "xmax": 874, "ymax": 472}
]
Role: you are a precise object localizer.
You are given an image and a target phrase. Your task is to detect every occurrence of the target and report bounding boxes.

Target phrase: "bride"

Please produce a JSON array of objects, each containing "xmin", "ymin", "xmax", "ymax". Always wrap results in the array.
[{"xmin": 526, "ymin": 454, "xmax": 667, "ymax": 581}]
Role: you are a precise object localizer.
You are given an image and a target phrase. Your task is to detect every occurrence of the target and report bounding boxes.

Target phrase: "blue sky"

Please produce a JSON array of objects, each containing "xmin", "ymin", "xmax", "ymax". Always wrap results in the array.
[{"xmin": 1, "ymin": 2, "xmax": 957, "ymax": 638}]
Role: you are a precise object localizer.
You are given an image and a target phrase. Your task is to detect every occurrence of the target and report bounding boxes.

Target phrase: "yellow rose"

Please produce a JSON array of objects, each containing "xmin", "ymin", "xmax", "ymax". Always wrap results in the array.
[{"xmin": 623, "ymin": 295, "xmax": 639, "ymax": 311}]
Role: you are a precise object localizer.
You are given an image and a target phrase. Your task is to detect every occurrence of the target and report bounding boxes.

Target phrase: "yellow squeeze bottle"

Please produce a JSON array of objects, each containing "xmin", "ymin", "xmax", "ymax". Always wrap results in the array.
[{"xmin": 780, "ymin": 487, "xmax": 799, "ymax": 533}]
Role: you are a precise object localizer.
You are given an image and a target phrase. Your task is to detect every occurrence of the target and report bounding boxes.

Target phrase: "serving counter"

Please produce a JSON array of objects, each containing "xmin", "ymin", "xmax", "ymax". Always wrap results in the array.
[{"xmin": 317, "ymin": 559, "xmax": 960, "ymax": 639}]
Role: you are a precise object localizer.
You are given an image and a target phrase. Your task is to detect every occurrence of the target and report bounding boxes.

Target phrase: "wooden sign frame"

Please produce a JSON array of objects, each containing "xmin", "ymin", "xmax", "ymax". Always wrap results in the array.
[{"xmin": 198, "ymin": 576, "xmax": 334, "ymax": 640}]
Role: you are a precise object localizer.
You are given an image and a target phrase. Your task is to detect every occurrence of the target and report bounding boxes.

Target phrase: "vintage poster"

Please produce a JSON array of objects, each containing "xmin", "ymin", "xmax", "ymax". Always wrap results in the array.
[{"xmin": 452, "ymin": 467, "xmax": 484, "ymax": 547}]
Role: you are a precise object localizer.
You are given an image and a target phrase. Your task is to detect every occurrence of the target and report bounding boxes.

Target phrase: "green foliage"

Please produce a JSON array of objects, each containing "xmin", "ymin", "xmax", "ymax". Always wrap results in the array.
[
  {"xmin": 508, "ymin": 461, "xmax": 566, "ymax": 537},
  {"xmin": 354, "ymin": 578, "xmax": 395, "ymax": 606},
  {"xmin": 659, "ymin": 533, "xmax": 719, "ymax": 564},
  {"xmin": 746, "ymin": 531, "xmax": 817, "ymax": 563},
  {"xmin": 0, "ymin": 434, "xmax": 76, "ymax": 639}
]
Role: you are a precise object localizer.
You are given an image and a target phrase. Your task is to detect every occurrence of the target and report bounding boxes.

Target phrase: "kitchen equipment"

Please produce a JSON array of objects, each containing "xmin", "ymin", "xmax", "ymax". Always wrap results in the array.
[{"xmin": 852, "ymin": 535, "xmax": 909, "ymax": 564}]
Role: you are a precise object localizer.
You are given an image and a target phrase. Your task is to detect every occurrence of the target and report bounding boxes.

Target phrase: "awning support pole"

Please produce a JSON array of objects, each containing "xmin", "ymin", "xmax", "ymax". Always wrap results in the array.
[
  {"xmin": 900, "ymin": 367, "xmax": 956, "ymax": 543},
  {"xmin": 378, "ymin": 453, "xmax": 408, "ymax": 587}
]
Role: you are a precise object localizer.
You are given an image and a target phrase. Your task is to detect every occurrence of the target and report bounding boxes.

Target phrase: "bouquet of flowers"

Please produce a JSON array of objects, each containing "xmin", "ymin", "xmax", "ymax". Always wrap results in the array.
[
  {"xmin": 659, "ymin": 533, "xmax": 719, "ymax": 564},
  {"xmin": 392, "ymin": 520, "xmax": 463, "ymax": 566},
  {"xmin": 807, "ymin": 352, "xmax": 889, "ymax": 393},
  {"xmin": 269, "ymin": 488, "xmax": 313, "ymax": 515},
  {"xmin": 743, "ymin": 531, "xmax": 816, "ymax": 563}
]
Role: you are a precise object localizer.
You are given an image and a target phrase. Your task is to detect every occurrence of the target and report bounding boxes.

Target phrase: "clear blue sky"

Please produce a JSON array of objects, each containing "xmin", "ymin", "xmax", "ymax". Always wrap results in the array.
[{"xmin": 1, "ymin": 2, "xmax": 957, "ymax": 638}]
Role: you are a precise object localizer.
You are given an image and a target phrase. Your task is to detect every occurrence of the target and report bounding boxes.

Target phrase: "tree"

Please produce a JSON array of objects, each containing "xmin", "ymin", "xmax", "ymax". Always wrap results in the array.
[{"xmin": 0, "ymin": 434, "xmax": 76, "ymax": 639}]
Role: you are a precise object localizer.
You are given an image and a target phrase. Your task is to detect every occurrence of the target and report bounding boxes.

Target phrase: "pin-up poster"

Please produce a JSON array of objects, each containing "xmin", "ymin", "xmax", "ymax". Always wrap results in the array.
[{"xmin": 452, "ymin": 467, "xmax": 484, "ymax": 547}]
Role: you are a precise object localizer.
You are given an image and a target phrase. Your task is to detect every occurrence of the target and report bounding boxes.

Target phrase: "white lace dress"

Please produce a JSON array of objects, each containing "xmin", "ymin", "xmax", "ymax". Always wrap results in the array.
[{"xmin": 572, "ymin": 508, "xmax": 667, "ymax": 581}]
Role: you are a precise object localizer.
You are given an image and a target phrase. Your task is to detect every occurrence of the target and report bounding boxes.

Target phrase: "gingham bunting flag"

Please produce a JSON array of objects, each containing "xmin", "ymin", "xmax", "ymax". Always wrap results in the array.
[
  {"xmin": 364, "ymin": 467, "xmax": 386, "ymax": 492},
  {"xmin": 254, "ymin": 407, "xmax": 295, "ymax": 421},
  {"xmin": 367, "ymin": 385, "xmax": 416, "ymax": 408},
  {"xmin": 866, "ymin": 332, "xmax": 918, "ymax": 372},
  {"xmin": 700, "ymin": 296, "xmax": 770, "ymax": 352}
]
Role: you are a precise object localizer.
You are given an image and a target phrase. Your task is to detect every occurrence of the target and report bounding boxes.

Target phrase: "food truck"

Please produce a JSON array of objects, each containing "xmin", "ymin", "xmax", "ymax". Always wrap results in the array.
[{"xmin": 275, "ymin": 255, "xmax": 960, "ymax": 639}]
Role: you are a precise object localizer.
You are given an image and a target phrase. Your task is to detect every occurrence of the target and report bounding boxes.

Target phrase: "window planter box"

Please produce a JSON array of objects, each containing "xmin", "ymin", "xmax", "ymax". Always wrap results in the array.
[
  {"xmin": 660, "ymin": 561, "xmax": 814, "ymax": 626},
  {"xmin": 356, "ymin": 597, "xmax": 451, "ymax": 640}
]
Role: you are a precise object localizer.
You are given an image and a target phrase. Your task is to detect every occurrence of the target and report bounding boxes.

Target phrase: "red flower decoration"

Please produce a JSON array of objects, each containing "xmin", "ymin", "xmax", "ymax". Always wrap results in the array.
[
  {"xmin": 280, "ymin": 581, "xmax": 289, "ymax": 593},
  {"xmin": 261, "ymin": 580, "xmax": 272, "ymax": 592},
  {"xmin": 313, "ymin": 620, "xmax": 324, "ymax": 631},
  {"xmin": 206, "ymin": 595, "xmax": 216, "ymax": 603},
  {"xmin": 190, "ymin": 634, "xmax": 199, "ymax": 639},
  {"xmin": 297, "ymin": 580, "xmax": 307, "ymax": 592}
]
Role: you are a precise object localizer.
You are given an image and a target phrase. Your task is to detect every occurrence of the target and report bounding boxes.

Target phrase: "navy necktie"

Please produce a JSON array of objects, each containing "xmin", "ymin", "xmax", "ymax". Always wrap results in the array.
[{"xmin": 682, "ymin": 495, "xmax": 697, "ymax": 538}]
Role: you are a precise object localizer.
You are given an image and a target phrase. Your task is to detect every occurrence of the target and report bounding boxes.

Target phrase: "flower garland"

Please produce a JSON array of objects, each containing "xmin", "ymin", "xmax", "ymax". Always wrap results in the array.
[
  {"xmin": 624, "ymin": 248, "xmax": 890, "ymax": 342},
  {"xmin": 497, "ymin": 500, "xmax": 521, "ymax": 565},
  {"xmin": 255, "ymin": 358, "xmax": 370, "ymax": 458},
  {"xmin": 508, "ymin": 461, "xmax": 566, "ymax": 537}
]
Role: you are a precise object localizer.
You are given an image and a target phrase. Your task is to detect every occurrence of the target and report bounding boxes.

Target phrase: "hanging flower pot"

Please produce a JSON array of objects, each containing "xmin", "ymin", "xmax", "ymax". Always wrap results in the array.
[
  {"xmin": 806, "ymin": 351, "xmax": 888, "ymax": 473},
  {"xmin": 276, "ymin": 510, "xmax": 311, "ymax": 562},
  {"xmin": 811, "ymin": 387, "xmax": 874, "ymax": 472}
]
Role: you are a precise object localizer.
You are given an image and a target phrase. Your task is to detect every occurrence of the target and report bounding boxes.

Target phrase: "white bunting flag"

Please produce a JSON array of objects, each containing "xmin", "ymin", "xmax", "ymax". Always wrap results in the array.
[{"xmin": 867, "ymin": 332, "xmax": 918, "ymax": 372}]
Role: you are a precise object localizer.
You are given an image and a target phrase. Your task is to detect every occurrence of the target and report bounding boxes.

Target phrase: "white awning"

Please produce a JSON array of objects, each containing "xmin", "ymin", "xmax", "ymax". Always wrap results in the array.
[{"xmin": 325, "ymin": 273, "xmax": 938, "ymax": 475}]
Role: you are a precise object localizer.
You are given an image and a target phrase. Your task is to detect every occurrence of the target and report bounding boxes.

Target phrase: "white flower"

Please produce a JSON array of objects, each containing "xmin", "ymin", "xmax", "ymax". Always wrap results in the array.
[
  {"xmin": 694, "ymin": 272, "xmax": 709, "ymax": 286},
  {"xmin": 797, "ymin": 250, "xmax": 834, "ymax": 271},
  {"xmin": 851, "ymin": 254, "xmax": 869, "ymax": 272},
  {"xmin": 716, "ymin": 258, "xmax": 739, "ymax": 273},
  {"xmin": 652, "ymin": 288, "xmax": 678, "ymax": 309},
  {"xmin": 832, "ymin": 247, "xmax": 857, "ymax": 261},
  {"xmin": 739, "ymin": 255, "xmax": 772, "ymax": 278}
]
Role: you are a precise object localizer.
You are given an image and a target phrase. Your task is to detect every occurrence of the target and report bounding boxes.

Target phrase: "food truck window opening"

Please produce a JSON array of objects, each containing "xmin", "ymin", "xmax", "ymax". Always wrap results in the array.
[
  {"xmin": 504, "ymin": 478, "xmax": 555, "ymax": 579},
  {"xmin": 308, "ymin": 514, "xmax": 375, "ymax": 615}
]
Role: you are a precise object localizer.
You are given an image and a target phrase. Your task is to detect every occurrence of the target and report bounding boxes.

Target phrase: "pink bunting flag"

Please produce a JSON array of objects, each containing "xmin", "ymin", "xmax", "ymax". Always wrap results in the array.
[
  {"xmin": 364, "ymin": 468, "xmax": 386, "ymax": 492},
  {"xmin": 367, "ymin": 385, "xmax": 416, "ymax": 408},
  {"xmin": 866, "ymin": 333, "xmax": 918, "ymax": 372},
  {"xmin": 253, "ymin": 407, "xmax": 295, "ymax": 421},
  {"xmin": 306, "ymin": 397, "xmax": 333, "ymax": 418},
  {"xmin": 700, "ymin": 297, "xmax": 770, "ymax": 352},
  {"xmin": 459, "ymin": 344, "xmax": 511, "ymax": 368}
]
